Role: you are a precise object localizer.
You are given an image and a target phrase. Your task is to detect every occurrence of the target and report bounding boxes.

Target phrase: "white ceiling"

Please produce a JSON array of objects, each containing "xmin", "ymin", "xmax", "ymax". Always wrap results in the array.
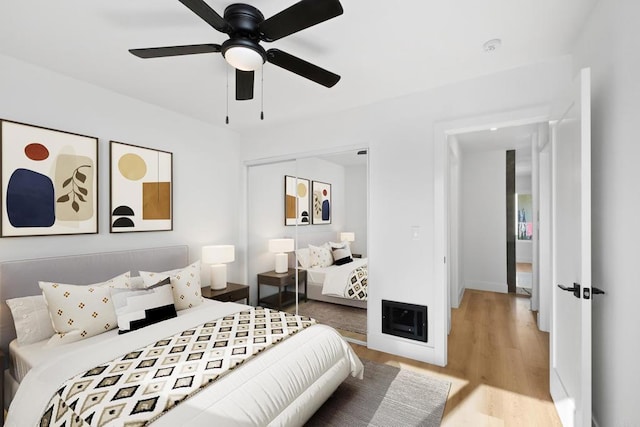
[{"xmin": 0, "ymin": 0, "xmax": 597, "ymax": 131}]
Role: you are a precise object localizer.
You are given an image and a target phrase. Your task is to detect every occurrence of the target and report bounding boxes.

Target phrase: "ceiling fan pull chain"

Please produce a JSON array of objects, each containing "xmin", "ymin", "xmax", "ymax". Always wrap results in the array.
[
  {"xmin": 260, "ymin": 64, "xmax": 265, "ymax": 120},
  {"xmin": 225, "ymin": 65, "xmax": 230, "ymax": 125}
]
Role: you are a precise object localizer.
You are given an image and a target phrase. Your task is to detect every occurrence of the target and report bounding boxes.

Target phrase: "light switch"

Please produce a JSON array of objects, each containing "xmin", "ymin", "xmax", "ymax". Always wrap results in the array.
[{"xmin": 411, "ymin": 226, "xmax": 420, "ymax": 240}]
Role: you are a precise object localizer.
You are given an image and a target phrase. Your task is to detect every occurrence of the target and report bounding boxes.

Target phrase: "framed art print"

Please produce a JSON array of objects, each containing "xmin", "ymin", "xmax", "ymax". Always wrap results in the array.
[
  {"xmin": 0, "ymin": 119, "xmax": 98, "ymax": 237},
  {"xmin": 284, "ymin": 175, "xmax": 310, "ymax": 226},
  {"xmin": 312, "ymin": 180, "xmax": 331, "ymax": 224},
  {"xmin": 110, "ymin": 141, "xmax": 173, "ymax": 232}
]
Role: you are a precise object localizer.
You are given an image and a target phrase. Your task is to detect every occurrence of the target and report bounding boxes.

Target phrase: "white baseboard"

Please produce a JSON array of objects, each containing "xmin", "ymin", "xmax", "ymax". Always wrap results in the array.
[{"xmin": 465, "ymin": 280, "xmax": 508, "ymax": 293}]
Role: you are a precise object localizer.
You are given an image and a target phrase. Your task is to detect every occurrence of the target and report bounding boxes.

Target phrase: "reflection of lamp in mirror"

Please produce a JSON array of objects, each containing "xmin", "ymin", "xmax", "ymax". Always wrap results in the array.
[
  {"xmin": 339, "ymin": 232, "xmax": 355, "ymax": 243},
  {"xmin": 269, "ymin": 239, "xmax": 294, "ymax": 273},
  {"xmin": 201, "ymin": 245, "xmax": 235, "ymax": 290}
]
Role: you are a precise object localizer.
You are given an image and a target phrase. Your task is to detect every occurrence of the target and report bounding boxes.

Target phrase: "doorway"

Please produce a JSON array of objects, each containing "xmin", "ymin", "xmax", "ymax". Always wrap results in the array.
[
  {"xmin": 433, "ymin": 106, "xmax": 553, "ymax": 365},
  {"xmin": 452, "ymin": 123, "xmax": 540, "ymax": 299}
]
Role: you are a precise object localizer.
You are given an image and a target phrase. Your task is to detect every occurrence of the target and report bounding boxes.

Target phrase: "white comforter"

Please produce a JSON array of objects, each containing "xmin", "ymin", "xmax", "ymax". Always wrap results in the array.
[
  {"xmin": 308, "ymin": 258, "xmax": 368, "ymax": 298},
  {"xmin": 6, "ymin": 300, "xmax": 363, "ymax": 427}
]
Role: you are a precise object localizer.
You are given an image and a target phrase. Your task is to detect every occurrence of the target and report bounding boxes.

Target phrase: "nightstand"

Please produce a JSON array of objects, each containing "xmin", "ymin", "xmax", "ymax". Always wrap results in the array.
[
  {"xmin": 257, "ymin": 269, "xmax": 307, "ymax": 310},
  {"xmin": 201, "ymin": 283, "xmax": 249, "ymax": 304}
]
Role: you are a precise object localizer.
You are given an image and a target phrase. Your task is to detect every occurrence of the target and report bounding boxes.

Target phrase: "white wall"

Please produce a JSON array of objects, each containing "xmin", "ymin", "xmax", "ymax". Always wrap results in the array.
[
  {"xmin": 344, "ymin": 164, "xmax": 367, "ymax": 256},
  {"xmin": 572, "ymin": 1, "xmax": 640, "ymax": 424},
  {"xmin": 460, "ymin": 150, "xmax": 507, "ymax": 293},
  {"xmin": 0, "ymin": 54, "xmax": 244, "ymax": 287},
  {"xmin": 246, "ymin": 157, "xmax": 345, "ymax": 304},
  {"xmin": 241, "ymin": 57, "xmax": 572, "ymax": 364},
  {"xmin": 516, "ymin": 174, "xmax": 532, "ymax": 193}
]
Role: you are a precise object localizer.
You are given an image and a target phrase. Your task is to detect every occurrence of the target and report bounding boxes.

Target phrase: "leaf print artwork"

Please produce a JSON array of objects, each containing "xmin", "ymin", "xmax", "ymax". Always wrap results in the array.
[{"xmin": 57, "ymin": 165, "xmax": 91, "ymax": 212}]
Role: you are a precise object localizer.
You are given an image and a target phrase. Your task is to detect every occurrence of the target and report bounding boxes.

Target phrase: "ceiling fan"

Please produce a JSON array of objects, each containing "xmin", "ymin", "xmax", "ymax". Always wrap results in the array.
[{"xmin": 129, "ymin": 0, "xmax": 343, "ymax": 101}]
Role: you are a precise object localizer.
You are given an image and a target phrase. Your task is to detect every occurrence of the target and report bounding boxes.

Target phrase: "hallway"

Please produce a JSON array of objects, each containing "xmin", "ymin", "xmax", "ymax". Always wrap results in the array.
[{"xmin": 352, "ymin": 289, "xmax": 560, "ymax": 425}]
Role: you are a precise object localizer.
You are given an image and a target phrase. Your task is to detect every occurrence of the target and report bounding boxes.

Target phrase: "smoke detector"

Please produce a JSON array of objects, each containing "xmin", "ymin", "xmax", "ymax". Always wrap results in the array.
[{"xmin": 483, "ymin": 39, "xmax": 502, "ymax": 52}]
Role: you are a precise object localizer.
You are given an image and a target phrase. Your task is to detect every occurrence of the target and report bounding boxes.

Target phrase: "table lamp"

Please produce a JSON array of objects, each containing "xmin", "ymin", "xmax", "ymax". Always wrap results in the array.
[
  {"xmin": 201, "ymin": 245, "xmax": 235, "ymax": 290},
  {"xmin": 268, "ymin": 238, "xmax": 294, "ymax": 273},
  {"xmin": 339, "ymin": 232, "xmax": 355, "ymax": 243}
]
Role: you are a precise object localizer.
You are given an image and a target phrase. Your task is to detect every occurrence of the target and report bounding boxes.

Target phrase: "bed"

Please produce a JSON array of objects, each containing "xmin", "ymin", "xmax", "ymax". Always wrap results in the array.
[
  {"xmin": 306, "ymin": 258, "xmax": 368, "ymax": 309},
  {"xmin": 296, "ymin": 242, "xmax": 368, "ymax": 309},
  {"xmin": 1, "ymin": 246, "xmax": 363, "ymax": 426}
]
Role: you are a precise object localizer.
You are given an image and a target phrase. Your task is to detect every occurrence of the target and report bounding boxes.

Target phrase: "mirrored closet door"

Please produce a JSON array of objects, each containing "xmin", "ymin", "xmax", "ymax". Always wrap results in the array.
[{"xmin": 246, "ymin": 149, "xmax": 369, "ymax": 343}]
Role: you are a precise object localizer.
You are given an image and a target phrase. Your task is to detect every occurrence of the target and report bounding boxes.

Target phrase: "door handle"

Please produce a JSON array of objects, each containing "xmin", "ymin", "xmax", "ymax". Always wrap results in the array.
[
  {"xmin": 558, "ymin": 282, "xmax": 581, "ymax": 299},
  {"xmin": 583, "ymin": 286, "xmax": 606, "ymax": 299}
]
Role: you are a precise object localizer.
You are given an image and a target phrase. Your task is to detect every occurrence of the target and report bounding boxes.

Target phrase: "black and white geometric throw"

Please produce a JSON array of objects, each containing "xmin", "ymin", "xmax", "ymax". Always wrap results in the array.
[
  {"xmin": 40, "ymin": 307, "xmax": 316, "ymax": 426},
  {"xmin": 345, "ymin": 265, "xmax": 367, "ymax": 300}
]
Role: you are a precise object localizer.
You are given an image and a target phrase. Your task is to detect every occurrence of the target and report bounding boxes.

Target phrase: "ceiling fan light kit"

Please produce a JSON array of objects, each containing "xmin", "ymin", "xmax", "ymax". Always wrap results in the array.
[
  {"xmin": 222, "ymin": 39, "xmax": 266, "ymax": 71},
  {"xmin": 129, "ymin": 0, "xmax": 344, "ymax": 119}
]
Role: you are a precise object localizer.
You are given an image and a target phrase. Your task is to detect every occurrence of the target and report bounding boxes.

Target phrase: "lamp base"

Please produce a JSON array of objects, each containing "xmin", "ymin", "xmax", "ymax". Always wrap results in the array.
[
  {"xmin": 210, "ymin": 264, "xmax": 227, "ymax": 290},
  {"xmin": 274, "ymin": 253, "xmax": 288, "ymax": 274}
]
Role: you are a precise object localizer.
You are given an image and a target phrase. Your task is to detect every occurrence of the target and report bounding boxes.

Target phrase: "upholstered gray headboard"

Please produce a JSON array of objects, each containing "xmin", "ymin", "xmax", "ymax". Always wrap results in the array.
[{"xmin": 0, "ymin": 245, "xmax": 189, "ymax": 358}]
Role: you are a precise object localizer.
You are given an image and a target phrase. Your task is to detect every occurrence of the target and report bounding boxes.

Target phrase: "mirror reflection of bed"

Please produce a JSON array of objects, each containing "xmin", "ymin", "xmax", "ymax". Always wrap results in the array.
[
  {"xmin": 288, "ymin": 241, "xmax": 367, "ymax": 344},
  {"xmin": 246, "ymin": 149, "xmax": 368, "ymax": 344}
]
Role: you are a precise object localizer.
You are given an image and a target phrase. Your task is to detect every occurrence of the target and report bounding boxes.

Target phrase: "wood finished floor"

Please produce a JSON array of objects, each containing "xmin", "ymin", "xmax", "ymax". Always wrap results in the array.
[{"xmin": 351, "ymin": 289, "xmax": 561, "ymax": 426}]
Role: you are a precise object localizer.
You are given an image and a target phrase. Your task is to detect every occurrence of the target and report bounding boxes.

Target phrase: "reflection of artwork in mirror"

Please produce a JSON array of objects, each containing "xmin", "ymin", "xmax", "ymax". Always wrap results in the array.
[
  {"xmin": 284, "ymin": 175, "xmax": 310, "ymax": 226},
  {"xmin": 312, "ymin": 180, "xmax": 331, "ymax": 225},
  {"xmin": 516, "ymin": 193, "xmax": 533, "ymax": 240},
  {"xmin": 1, "ymin": 119, "xmax": 98, "ymax": 237}
]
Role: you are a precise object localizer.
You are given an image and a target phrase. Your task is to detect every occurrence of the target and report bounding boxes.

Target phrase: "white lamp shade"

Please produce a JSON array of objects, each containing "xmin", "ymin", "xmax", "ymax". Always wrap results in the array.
[
  {"xmin": 339, "ymin": 232, "xmax": 355, "ymax": 242},
  {"xmin": 268, "ymin": 239, "xmax": 294, "ymax": 253},
  {"xmin": 202, "ymin": 245, "xmax": 235, "ymax": 264}
]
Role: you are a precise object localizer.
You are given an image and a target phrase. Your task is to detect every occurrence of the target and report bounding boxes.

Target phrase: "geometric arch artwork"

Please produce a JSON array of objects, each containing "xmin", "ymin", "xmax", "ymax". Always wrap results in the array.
[
  {"xmin": 284, "ymin": 175, "xmax": 310, "ymax": 226},
  {"xmin": 1, "ymin": 119, "xmax": 98, "ymax": 237},
  {"xmin": 110, "ymin": 141, "xmax": 173, "ymax": 233}
]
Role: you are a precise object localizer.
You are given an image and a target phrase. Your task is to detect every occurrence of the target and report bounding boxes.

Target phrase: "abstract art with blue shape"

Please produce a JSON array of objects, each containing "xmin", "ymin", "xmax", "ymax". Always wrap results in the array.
[{"xmin": 6, "ymin": 168, "xmax": 55, "ymax": 227}]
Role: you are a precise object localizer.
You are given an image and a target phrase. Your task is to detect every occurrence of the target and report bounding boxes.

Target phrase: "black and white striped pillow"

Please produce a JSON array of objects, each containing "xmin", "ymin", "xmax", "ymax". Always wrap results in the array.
[
  {"xmin": 110, "ymin": 277, "xmax": 177, "ymax": 334},
  {"xmin": 331, "ymin": 242, "xmax": 353, "ymax": 265}
]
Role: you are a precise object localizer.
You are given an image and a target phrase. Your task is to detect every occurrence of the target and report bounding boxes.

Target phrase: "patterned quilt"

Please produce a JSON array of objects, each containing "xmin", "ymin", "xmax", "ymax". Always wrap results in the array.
[
  {"xmin": 40, "ymin": 307, "xmax": 316, "ymax": 426},
  {"xmin": 344, "ymin": 265, "xmax": 368, "ymax": 300}
]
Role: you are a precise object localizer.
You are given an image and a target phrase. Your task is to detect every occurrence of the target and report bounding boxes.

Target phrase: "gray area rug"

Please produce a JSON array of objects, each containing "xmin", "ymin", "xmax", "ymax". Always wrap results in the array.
[
  {"xmin": 295, "ymin": 300, "xmax": 367, "ymax": 335},
  {"xmin": 307, "ymin": 359, "xmax": 451, "ymax": 427}
]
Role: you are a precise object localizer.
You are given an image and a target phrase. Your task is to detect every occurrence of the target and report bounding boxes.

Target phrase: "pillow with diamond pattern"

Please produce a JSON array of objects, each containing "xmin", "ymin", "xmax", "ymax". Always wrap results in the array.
[
  {"xmin": 39, "ymin": 272, "xmax": 132, "ymax": 346},
  {"xmin": 139, "ymin": 261, "xmax": 203, "ymax": 311}
]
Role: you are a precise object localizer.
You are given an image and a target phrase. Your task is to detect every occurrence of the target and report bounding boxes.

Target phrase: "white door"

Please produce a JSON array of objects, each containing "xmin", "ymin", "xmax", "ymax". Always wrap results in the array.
[{"xmin": 550, "ymin": 68, "xmax": 592, "ymax": 426}]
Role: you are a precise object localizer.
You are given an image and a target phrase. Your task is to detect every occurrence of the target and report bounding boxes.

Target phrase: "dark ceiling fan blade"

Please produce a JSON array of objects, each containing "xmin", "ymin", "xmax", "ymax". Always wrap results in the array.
[
  {"xmin": 178, "ymin": 0, "xmax": 230, "ymax": 33},
  {"xmin": 266, "ymin": 48, "xmax": 340, "ymax": 88},
  {"xmin": 259, "ymin": 0, "xmax": 343, "ymax": 42},
  {"xmin": 236, "ymin": 69, "xmax": 255, "ymax": 100},
  {"xmin": 129, "ymin": 44, "xmax": 221, "ymax": 58}
]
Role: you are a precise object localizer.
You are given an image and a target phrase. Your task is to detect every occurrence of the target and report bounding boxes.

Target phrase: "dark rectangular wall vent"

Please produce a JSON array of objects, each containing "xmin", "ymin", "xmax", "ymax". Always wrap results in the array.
[{"xmin": 382, "ymin": 300, "xmax": 427, "ymax": 342}]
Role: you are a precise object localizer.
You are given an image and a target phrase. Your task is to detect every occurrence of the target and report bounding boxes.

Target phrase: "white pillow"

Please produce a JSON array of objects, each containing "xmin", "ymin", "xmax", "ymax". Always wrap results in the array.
[
  {"xmin": 139, "ymin": 261, "xmax": 203, "ymax": 311},
  {"xmin": 39, "ymin": 272, "xmax": 132, "ymax": 346},
  {"xmin": 309, "ymin": 243, "xmax": 333, "ymax": 268},
  {"xmin": 5, "ymin": 295, "xmax": 56, "ymax": 345},
  {"xmin": 110, "ymin": 277, "xmax": 176, "ymax": 334},
  {"xmin": 296, "ymin": 248, "xmax": 311, "ymax": 269},
  {"xmin": 129, "ymin": 275, "xmax": 145, "ymax": 289}
]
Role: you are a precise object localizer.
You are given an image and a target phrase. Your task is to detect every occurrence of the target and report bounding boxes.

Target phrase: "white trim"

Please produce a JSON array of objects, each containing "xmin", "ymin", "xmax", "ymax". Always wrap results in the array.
[{"xmin": 243, "ymin": 143, "xmax": 369, "ymax": 167}]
